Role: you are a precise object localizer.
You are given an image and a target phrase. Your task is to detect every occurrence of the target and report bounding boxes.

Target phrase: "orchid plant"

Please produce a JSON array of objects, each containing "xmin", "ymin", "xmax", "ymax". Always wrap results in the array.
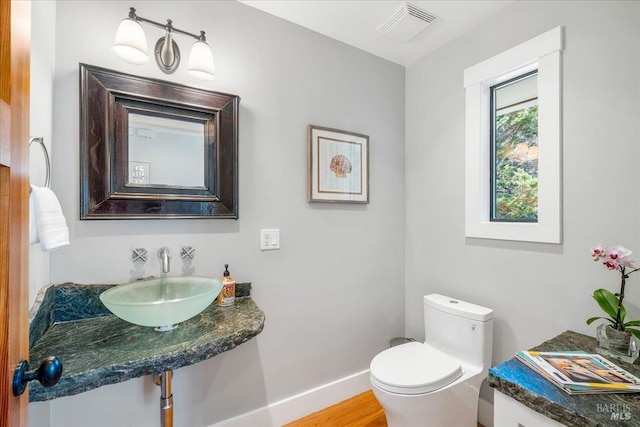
[{"xmin": 586, "ymin": 245, "xmax": 640, "ymax": 340}]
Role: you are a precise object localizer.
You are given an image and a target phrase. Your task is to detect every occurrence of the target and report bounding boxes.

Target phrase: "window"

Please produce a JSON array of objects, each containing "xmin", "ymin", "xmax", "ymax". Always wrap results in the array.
[
  {"xmin": 491, "ymin": 71, "xmax": 538, "ymax": 222},
  {"xmin": 464, "ymin": 27, "xmax": 562, "ymax": 243}
]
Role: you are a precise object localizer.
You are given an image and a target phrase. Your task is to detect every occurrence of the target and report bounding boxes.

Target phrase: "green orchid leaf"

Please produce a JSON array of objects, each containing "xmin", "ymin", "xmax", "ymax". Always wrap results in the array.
[
  {"xmin": 626, "ymin": 328, "xmax": 640, "ymax": 341},
  {"xmin": 623, "ymin": 320, "xmax": 640, "ymax": 327},
  {"xmin": 586, "ymin": 316, "xmax": 613, "ymax": 325},
  {"xmin": 593, "ymin": 288, "xmax": 622, "ymax": 320}
]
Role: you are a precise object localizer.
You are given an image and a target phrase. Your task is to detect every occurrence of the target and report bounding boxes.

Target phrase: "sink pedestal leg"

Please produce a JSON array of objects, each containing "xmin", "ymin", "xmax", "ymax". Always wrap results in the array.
[{"xmin": 154, "ymin": 370, "xmax": 173, "ymax": 427}]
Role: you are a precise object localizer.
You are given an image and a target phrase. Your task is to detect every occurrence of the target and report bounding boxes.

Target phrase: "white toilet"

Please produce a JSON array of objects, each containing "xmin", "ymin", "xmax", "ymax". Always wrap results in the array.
[{"xmin": 370, "ymin": 294, "xmax": 493, "ymax": 427}]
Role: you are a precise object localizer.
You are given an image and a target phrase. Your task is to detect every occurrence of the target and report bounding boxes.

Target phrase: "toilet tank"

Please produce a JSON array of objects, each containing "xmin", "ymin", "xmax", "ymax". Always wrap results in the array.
[{"xmin": 423, "ymin": 294, "xmax": 493, "ymax": 369}]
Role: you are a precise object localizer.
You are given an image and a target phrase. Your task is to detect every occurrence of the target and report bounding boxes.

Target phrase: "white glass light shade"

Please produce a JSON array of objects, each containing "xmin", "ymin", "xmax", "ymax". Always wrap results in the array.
[
  {"xmin": 187, "ymin": 40, "xmax": 215, "ymax": 80},
  {"xmin": 113, "ymin": 18, "xmax": 149, "ymax": 65}
]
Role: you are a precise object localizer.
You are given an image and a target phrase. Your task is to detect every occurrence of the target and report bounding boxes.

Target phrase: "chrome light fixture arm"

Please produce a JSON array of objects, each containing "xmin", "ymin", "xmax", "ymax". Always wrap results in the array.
[{"xmin": 128, "ymin": 8, "xmax": 203, "ymax": 41}]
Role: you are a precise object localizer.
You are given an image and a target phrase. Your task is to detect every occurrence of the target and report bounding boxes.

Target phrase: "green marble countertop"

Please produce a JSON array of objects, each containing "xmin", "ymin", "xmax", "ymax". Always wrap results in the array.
[
  {"xmin": 489, "ymin": 330, "xmax": 640, "ymax": 426},
  {"xmin": 28, "ymin": 283, "xmax": 265, "ymax": 402}
]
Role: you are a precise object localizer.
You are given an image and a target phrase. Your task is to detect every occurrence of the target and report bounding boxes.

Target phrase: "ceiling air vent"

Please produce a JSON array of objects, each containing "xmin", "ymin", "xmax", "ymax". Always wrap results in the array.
[{"xmin": 376, "ymin": 2, "xmax": 439, "ymax": 42}]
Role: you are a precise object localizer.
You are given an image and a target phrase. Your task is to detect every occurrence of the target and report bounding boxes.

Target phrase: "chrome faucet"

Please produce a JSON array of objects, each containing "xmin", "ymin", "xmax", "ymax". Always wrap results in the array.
[{"xmin": 158, "ymin": 247, "xmax": 171, "ymax": 273}]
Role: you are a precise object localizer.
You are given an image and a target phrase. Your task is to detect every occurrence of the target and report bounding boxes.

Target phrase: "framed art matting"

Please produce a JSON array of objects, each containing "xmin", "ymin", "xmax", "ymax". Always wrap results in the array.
[{"xmin": 308, "ymin": 125, "xmax": 369, "ymax": 204}]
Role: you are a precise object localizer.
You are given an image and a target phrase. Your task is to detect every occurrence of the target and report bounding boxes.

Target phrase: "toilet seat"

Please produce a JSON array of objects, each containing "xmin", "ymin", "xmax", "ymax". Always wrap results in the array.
[{"xmin": 370, "ymin": 342, "xmax": 462, "ymax": 395}]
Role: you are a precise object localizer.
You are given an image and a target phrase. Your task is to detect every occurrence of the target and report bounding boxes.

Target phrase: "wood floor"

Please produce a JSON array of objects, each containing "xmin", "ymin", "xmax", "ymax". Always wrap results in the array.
[
  {"xmin": 284, "ymin": 390, "xmax": 485, "ymax": 427},
  {"xmin": 284, "ymin": 391, "xmax": 387, "ymax": 427}
]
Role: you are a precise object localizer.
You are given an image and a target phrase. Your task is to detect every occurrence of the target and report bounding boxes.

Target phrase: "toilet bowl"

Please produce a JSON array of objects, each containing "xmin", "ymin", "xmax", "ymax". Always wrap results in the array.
[{"xmin": 370, "ymin": 294, "xmax": 493, "ymax": 427}]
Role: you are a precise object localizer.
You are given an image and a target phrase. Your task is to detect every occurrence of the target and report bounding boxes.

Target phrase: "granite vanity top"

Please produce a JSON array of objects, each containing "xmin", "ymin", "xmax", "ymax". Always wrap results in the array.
[
  {"xmin": 489, "ymin": 330, "xmax": 640, "ymax": 426},
  {"xmin": 28, "ymin": 282, "xmax": 265, "ymax": 402}
]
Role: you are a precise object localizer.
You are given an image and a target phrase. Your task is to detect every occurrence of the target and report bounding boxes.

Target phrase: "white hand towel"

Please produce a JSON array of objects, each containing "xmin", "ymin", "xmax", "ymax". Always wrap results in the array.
[
  {"xmin": 29, "ymin": 193, "xmax": 39, "ymax": 245},
  {"xmin": 30, "ymin": 185, "xmax": 70, "ymax": 251}
]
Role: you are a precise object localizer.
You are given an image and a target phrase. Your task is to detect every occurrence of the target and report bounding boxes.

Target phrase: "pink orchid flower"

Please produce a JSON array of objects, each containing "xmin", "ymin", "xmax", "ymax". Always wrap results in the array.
[
  {"xmin": 592, "ymin": 245, "xmax": 636, "ymax": 270},
  {"xmin": 591, "ymin": 244, "xmax": 606, "ymax": 261}
]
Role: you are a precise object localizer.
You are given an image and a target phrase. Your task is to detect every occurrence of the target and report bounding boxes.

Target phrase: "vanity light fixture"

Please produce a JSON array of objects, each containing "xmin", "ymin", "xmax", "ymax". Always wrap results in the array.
[{"xmin": 113, "ymin": 7, "xmax": 215, "ymax": 80}]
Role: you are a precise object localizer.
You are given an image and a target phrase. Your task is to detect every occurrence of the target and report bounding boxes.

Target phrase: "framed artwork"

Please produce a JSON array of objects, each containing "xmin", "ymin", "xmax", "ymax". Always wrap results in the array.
[{"xmin": 308, "ymin": 125, "xmax": 369, "ymax": 204}]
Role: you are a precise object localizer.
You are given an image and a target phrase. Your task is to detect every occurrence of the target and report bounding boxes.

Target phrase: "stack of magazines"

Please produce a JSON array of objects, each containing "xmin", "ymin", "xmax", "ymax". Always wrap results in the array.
[{"xmin": 516, "ymin": 351, "xmax": 640, "ymax": 395}]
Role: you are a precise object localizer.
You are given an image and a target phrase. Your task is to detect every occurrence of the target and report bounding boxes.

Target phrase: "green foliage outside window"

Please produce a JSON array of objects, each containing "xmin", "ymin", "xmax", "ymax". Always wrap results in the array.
[{"xmin": 494, "ymin": 105, "xmax": 539, "ymax": 221}]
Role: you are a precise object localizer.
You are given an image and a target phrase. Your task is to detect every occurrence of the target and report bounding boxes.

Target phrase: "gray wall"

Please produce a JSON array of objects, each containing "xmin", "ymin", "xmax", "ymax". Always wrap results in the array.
[
  {"xmin": 29, "ymin": 2, "xmax": 56, "ymax": 423},
  {"xmin": 29, "ymin": 0, "xmax": 55, "ymax": 309},
  {"xmin": 405, "ymin": 0, "xmax": 640, "ymax": 401},
  {"xmin": 31, "ymin": 1, "xmax": 405, "ymax": 425}
]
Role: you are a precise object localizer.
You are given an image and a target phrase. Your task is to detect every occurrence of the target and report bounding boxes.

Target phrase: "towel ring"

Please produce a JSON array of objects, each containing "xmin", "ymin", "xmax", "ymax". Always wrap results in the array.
[{"xmin": 29, "ymin": 137, "xmax": 51, "ymax": 189}]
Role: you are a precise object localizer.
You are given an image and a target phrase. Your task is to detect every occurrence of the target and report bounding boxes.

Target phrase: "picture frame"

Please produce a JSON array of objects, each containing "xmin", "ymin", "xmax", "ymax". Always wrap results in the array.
[{"xmin": 308, "ymin": 125, "xmax": 369, "ymax": 204}]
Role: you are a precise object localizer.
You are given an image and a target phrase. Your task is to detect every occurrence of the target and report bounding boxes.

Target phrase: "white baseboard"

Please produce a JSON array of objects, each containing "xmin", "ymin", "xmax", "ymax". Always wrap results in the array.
[
  {"xmin": 209, "ymin": 370, "xmax": 371, "ymax": 427},
  {"xmin": 478, "ymin": 397, "xmax": 494, "ymax": 427}
]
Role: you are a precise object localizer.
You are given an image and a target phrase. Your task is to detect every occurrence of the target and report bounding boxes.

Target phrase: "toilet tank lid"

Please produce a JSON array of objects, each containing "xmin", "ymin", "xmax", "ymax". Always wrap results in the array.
[{"xmin": 424, "ymin": 294, "xmax": 493, "ymax": 321}]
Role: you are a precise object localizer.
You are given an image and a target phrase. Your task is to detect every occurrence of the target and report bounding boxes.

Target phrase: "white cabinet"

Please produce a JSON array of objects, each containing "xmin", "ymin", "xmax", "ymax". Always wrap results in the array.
[{"xmin": 494, "ymin": 390, "xmax": 566, "ymax": 427}]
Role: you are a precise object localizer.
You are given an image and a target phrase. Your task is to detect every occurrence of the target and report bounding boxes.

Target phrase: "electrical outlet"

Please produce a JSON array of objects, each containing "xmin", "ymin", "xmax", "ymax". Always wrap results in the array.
[{"xmin": 260, "ymin": 229, "xmax": 280, "ymax": 250}]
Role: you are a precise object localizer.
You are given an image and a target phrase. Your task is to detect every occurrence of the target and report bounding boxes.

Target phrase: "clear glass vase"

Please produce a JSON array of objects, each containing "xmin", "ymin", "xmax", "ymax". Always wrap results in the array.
[{"xmin": 596, "ymin": 323, "xmax": 639, "ymax": 363}]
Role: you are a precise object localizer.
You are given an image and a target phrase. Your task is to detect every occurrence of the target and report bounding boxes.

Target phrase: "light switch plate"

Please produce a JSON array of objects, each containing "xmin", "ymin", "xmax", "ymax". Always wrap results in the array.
[{"xmin": 260, "ymin": 229, "xmax": 280, "ymax": 250}]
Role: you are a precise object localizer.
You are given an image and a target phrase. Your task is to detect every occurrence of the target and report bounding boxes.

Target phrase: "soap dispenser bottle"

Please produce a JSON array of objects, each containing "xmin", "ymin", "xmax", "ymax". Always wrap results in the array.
[{"xmin": 217, "ymin": 264, "xmax": 236, "ymax": 307}]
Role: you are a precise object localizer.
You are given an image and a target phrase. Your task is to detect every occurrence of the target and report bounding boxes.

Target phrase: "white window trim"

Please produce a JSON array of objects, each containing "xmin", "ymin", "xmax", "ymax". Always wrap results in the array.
[{"xmin": 464, "ymin": 26, "xmax": 563, "ymax": 244}]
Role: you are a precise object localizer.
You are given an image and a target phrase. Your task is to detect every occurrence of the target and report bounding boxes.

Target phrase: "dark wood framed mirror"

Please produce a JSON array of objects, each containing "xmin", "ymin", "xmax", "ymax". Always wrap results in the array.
[{"xmin": 79, "ymin": 63, "xmax": 239, "ymax": 219}]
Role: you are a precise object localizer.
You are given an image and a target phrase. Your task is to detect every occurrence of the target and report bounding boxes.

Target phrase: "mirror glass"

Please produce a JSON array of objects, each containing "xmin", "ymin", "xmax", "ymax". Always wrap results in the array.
[{"xmin": 128, "ymin": 114, "xmax": 205, "ymax": 188}]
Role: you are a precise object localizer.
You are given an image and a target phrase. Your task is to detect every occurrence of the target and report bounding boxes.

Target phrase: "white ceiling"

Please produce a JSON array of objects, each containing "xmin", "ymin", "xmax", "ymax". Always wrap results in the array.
[{"xmin": 239, "ymin": 1, "xmax": 515, "ymax": 66}]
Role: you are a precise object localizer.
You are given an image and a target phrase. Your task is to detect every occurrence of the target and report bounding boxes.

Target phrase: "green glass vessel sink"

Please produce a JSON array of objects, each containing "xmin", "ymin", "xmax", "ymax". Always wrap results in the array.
[{"xmin": 100, "ymin": 276, "xmax": 223, "ymax": 331}]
